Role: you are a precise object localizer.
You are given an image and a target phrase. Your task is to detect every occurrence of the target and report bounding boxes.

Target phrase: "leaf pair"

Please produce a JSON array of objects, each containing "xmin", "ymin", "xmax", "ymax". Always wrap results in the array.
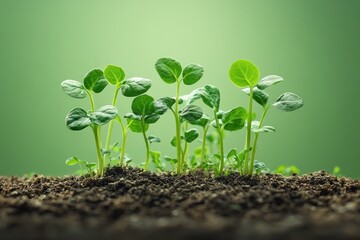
[
  {"xmin": 155, "ymin": 58, "xmax": 204, "ymax": 85},
  {"xmin": 66, "ymin": 105, "xmax": 118, "ymax": 131},
  {"xmin": 171, "ymin": 128, "xmax": 199, "ymax": 146}
]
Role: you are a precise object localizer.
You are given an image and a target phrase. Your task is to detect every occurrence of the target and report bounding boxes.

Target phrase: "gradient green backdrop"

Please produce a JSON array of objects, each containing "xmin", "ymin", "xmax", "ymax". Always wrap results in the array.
[{"xmin": 1, "ymin": 0, "xmax": 359, "ymax": 178}]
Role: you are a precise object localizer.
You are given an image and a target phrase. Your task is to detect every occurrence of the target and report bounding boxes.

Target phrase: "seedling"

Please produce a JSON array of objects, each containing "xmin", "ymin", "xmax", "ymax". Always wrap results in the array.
[
  {"xmin": 188, "ymin": 84, "xmax": 248, "ymax": 174},
  {"xmin": 65, "ymin": 157, "xmax": 96, "ymax": 176},
  {"xmin": 229, "ymin": 60, "xmax": 304, "ymax": 175},
  {"xmin": 103, "ymin": 65, "xmax": 151, "ymax": 166},
  {"xmin": 124, "ymin": 94, "xmax": 171, "ymax": 170},
  {"xmin": 61, "ymin": 69, "xmax": 117, "ymax": 176},
  {"xmin": 155, "ymin": 57, "xmax": 204, "ymax": 174}
]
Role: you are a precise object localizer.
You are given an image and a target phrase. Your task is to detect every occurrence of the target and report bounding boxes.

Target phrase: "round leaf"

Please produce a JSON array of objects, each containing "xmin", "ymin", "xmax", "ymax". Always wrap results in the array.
[
  {"xmin": 272, "ymin": 92, "xmax": 304, "ymax": 112},
  {"xmin": 128, "ymin": 119, "xmax": 149, "ymax": 133},
  {"xmin": 104, "ymin": 65, "xmax": 125, "ymax": 85},
  {"xmin": 188, "ymin": 114, "xmax": 210, "ymax": 128},
  {"xmin": 155, "ymin": 57, "xmax": 182, "ymax": 84},
  {"xmin": 83, "ymin": 69, "xmax": 108, "ymax": 93},
  {"xmin": 61, "ymin": 80, "xmax": 87, "ymax": 99},
  {"xmin": 222, "ymin": 107, "xmax": 248, "ymax": 131},
  {"xmin": 88, "ymin": 105, "xmax": 118, "ymax": 125},
  {"xmin": 179, "ymin": 105, "xmax": 203, "ymax": 122},
  {"xmin": 65, "ymin": 157, "xmax": 80, "ymax": 166},
  {"xmin": 65, "ymin": 108, "xmax": 91, "ymax": 131},
  {"xmin": 243, "ymin": 87, "xmax": 269, "ymax": 107},
  {"xmin": 121, "ymin": 77, "xmax": 152, "ymax": 97},
  {"xmin": 229, "ymin": 59, "xmax": 260, "ymax": 88},
  {"xmin": 200, "ymin": 84, "xmax": 220, "ymax": 110},
  {"xmin": 131, "ymin": 94, "xmax": 155, "ymax": 116},
  {"xmin": 182, "ymin": 64, "xmax": 204, "ymax": 85},
  {"xmin": 184, "ymin": 128, "xmax": 199, "ymax": 143},
  {"xmin": 153, "ymin": 97, "xmax": 176, "ymax": 115},
  {"xmin": 144, "ymin": 114, "xmax": 160, "ymax": 124},
  {"xmin": 257, "ymin": 75, "xmax": 283, "ymax": 90}
]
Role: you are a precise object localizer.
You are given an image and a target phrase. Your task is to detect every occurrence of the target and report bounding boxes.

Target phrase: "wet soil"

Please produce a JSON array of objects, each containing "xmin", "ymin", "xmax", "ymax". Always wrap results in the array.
[{"xmin": 0, "ymin": 167, "xmax": 359, "ymax": 240}]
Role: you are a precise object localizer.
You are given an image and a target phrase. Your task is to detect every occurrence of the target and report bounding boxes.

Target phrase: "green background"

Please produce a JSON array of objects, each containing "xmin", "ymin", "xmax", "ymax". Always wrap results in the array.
[{"xmin": 1, "ymin": 0, "xmax": 359, "ymax": 178}]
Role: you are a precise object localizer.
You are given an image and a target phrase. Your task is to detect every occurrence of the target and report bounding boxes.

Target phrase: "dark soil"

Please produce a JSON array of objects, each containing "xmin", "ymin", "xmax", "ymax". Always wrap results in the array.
[{"xmin": 0, "ymin": 167, "xmax": 359, "ymax": 240}]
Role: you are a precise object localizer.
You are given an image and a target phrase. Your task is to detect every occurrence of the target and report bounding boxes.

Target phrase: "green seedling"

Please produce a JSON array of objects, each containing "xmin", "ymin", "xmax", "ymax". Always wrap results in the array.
[
  {"xmin": 275, "ymin": 165, "xmax": 301, "ymax": 176},
  {"xmin": 61, "ymin": 69, "xmax": 117, "ymax": 176},
  {"xmin": 332, "ymin": 166, "xmax": 342, "ymax": 177},
  {"xmin": 155, "ymin": 57, "xmax": 204, "ymax": 174},
  {"xmin": 188, "ymin": 84, "xmax": 248, "ymax": 174},
  {"xmin": 229, "ymin": 60, "xmax": 304, "ymax": 175},
  {"xmin": 125, "ymin": 94, "xmax": 171, "ymax": 170},
  {"xmin": 65, "ymin": 157, "xmax": 96, "ymax": 176},
  {"xmin": 103, "ymin": 65, "xmax": 151, "ymax": 166}
]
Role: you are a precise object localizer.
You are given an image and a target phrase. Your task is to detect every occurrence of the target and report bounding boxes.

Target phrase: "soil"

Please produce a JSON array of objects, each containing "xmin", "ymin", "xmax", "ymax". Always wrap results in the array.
[{"xmin": 0, "ymin": 167, "xmax": 359, "ymax": 240}]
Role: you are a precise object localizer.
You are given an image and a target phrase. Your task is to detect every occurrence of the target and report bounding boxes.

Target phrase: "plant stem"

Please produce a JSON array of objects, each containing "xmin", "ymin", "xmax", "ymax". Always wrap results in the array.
[
  {"xmin": 88, "ymin": 92, "xmax": 95, "ymax": 112},
  {"xmin": 118, "ymin": 117, "xmax": 128, "ymax": 166},
  {"xmin": 249, "ymin": 106, "xmax": 269, "ymax": 175},
  {"xmin": 141, "ymin": 119, "xmax": 151, "ymax": 171},
  {"xmin": 92, "ymin": 126, "xmax": 104, "ymax": 177},
  {"xmin": 103, "ymin": 85, "xmax": 121, "ymax": 166},
  {"xmin": 181, "ymin": 122, "xmax": 189, "ymax": 169},
  {"xmin": 214, "ymin": 110, "xmax": 225, "ymax": 174},
  {"xmin": 201, "ymin": 125, "xmax": 209, "ymax": 165},
  {"xmin": 174, "ymin": 81, "xmax": 182, "ymax": 174},
  {"xmin": 244, "ymin": 87, "xmax": 254, "ymax": 175}
]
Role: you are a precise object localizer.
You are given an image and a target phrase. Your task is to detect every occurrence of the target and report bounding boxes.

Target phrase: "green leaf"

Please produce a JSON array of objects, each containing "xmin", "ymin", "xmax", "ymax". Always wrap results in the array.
[
  {"xmin": 251, "ymin": 121, "xmax": 276, "ymax": 133},
  {"xmin": 184, "ymin": 128, "xmax": 199, "ymax": 143},
  {"xmin": 257, "ymin": 75, "xmax": 283, "ymax": 90},
  {"xmin": 88, "ymin": 105, "xmax": 118, "ymax": 125},
  {"xmin": 222, "ymin": 107, "xmax": 247, "ymax": 131},
  {"xmin": 164, "ymin": 156, "xmax": 178, "ymax": 164},
  {"xmin": 179, "ymin": 104, "xmax": 203, "ymax": 122},
  {"xmin": 123, "ymin": 113, "xmax": 142, "ymax": 121},
  {"xmin": 83, "ymin": 69, "xmax": 108, "ymax": 93},
  {"xmin": 182, "ymin": 64, "xmax": 204, "ymax": 85},
  {"xmin": 188, "ymin": 114, "xmax": 210, "ymax": 128},
  {"xmin": 65, "ymin": 108, "xmax": 91, "ymax": 131},
  {"xmin": 148, "ymin": 135, "xmax": 161, "ymax": 144},
  {"xmin": 131, "ymin": 94, "xmax": 154, "ymax": 116},
  {"xmin": 155, "ymin": 57, "xmax": 182, "ymax": 84},
  {"xmin": 121, "ymin": 77, "xmax": 152, "ymax": 97},
  {"xmin": 61, "ymin": 80, "xmax": 87, "ymax": 99},
  {"xmin": 144, "ymin": 114, "xmax": 160, "ymax": 124},
  {"xmin": 226, "ymin": 148, "xmax": 237, "ymax": 159},
  {"xmin": 272, "ymin": 92, "xmax": 304, "ymax": 112},
  {"xmin": 85, "ymin": 162, "xmax": 96, "ymax": 169},
  {"xmin": 153, "ymin": 97, "xmax": 175, "ymax": 115},
  {"xmin": 128, "ymin": 119, "xmax": 148, "ymax": 133},
  {"xmin": 243, "ymin": 87, "xmax": 269, "ymax": 107},
  {"xmin": 196, "ymin": 84, "xmax": 221, "ymax": 110},
  {"xmin": 65, "ymin": 157, "xmax": 80, "ymax": 166},
  {"xmin": 104, "ymin": 65, "xmax": 125, "ymax": 85},
  {"xmin": 229, "ymin": 59, "xmax": 260, "ymax": 88},
  {"xmin": 170, "ymin": 136, "xmax": 184, "ymax": 147}
]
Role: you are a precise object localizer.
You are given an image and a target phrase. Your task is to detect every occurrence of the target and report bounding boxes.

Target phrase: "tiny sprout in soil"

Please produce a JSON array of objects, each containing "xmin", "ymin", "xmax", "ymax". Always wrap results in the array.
[{"xmin": 61, "ymin": 58, "xmax": 303, "ymax": 177}]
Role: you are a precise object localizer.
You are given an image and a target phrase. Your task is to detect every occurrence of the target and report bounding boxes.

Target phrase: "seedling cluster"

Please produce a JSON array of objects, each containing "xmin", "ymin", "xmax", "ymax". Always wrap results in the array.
[{"xmin": 61, "ymin": 58, "xmax": 303, "ymax": 177}]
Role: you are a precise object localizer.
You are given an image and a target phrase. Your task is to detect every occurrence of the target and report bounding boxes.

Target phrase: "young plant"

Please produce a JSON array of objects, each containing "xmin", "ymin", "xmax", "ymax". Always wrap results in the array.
[
  {"xmin": 65, "ymin": 157, "xmax": 96, "ymax": 176},
  {"xmin": 229, "ymin": 60, "xmax": 304, "ymax": 175},
  {"xmin": 155, "ymin": 57, "xmax": 204, "ymax": 174},
  {"xmin": 188, "ymin": 84, "xmax": 248, "ymax": 174},
  {"xmin": 61, "ymin": 69, "xmax": 117, "ymax": 176},
  {"xmin": 103, "ymin": 65, "xmax": 151, "ymax": 166},
  {"xmin": 124, "ymin": 94, "xmax": 170, "ymax": 171}
]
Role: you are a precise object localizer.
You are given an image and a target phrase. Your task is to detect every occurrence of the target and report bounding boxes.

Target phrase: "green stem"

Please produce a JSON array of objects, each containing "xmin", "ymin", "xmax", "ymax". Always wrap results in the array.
[
  {"xmin": 201, "ymin": 125, "xmax": 209, "ymax": 165},
  {"xmin": 244, "ymin": 87, "xmax": 254, "ymax": 175},
  {"xmin": 141, "ymin": 119, "xmax": 150, "ymax": 171},
  {"xmin": 181, "ymin": 122, "xmax": 189, "ymax": 169},
  {"xmin": 174, "ymin": 81, "xmax": 182, "ymax": 174},
  {"xmin": 118, "ymin": 117, "xmax": 128, "ymax": 166},
  {"xmin": 249, "ymin": 106, "xmax": 270, "ymax": 175},
  {"xmin": 92, "ymin": 126, "xmax": 104, "ymax": 177},
  {"xmin": 88, "ymin": 92, "xmax": 95, "ymax": 112},
  {"xmin": 214, "ymin": 110, "xmax": 225, "ymax": 174},
  {"xmin": 103, "ymin": 85, "xmax": 121, "ymax": 166}
]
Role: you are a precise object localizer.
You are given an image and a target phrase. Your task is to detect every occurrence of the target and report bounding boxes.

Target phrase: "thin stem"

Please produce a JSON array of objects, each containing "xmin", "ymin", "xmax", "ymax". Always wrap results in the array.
[
  {"xmin": 201, "ymin": 125, "xmax": 209, "ymax": 165},
  {"xmin": 118, "ymin": 117, "xmax": 129, "ymax": 166},
  {"xmin": 244, "ymin": 87, "xmax": 254, "ymax": 175},
  {"xmin": 141, "ymin": 119, "xmax": 150, "ymax": 171},
  {"xmin": 181, "ymin": 122, "xmax": 189, "ymax": 169},
  {"xmin": 103, "ymin": 85, "xmax": 121, "ymax": 166},
  {"xmin": 92, "ymin": 126, "xmax": 104, "ymax": 177},
  {"xmin": 88, "ymin": 92, "xmax": 95, "ymax": 112},
  {"xmin": 249, "ymin": 106, "xmax": 270, "ymax": 175},
  {"xmin": 214, "ymin": 110, "xmax": 225, "ymax": 174},
  {"xmin": 174, "ymin": 81, "xmax": 182, "ymax": 174}
]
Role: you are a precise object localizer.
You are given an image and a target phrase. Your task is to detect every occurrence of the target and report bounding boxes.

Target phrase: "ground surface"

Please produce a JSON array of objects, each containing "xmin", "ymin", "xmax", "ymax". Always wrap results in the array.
[{"xmin": 0, "ymin": 167, "xmax": 359, "ymax": 240}]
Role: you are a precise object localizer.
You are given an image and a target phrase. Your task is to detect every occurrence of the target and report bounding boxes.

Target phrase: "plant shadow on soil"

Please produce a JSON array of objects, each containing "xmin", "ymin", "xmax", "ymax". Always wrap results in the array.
[{"xmin": 0, "ymin": 166, "xmax": 360, "ymax": 240}]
